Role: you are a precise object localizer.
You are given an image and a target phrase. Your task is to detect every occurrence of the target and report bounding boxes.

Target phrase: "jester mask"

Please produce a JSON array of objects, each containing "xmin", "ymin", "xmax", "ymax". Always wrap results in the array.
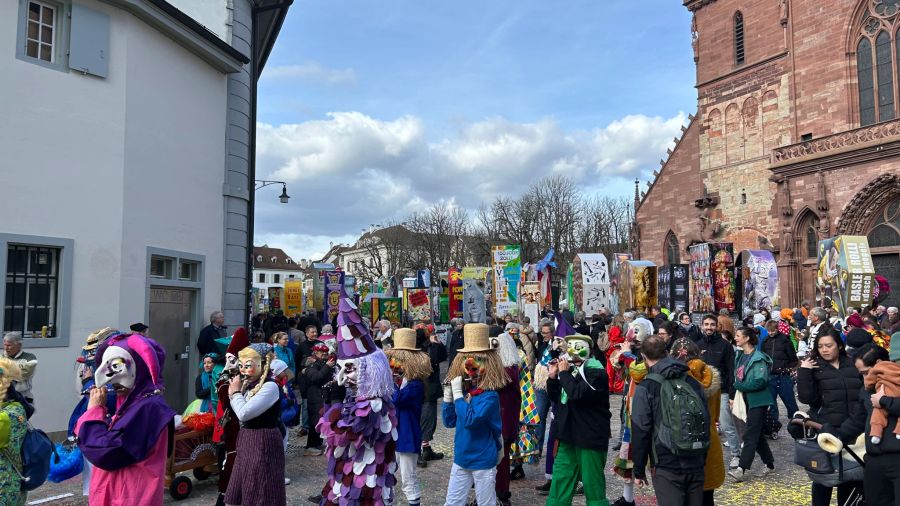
[
  {"xmin": 566, "ymin": 337, "xmax": 592, "ymax": 365},
  {"xmin": 94, "ymin": 346, "xmax": 136, "ymax": 393}
]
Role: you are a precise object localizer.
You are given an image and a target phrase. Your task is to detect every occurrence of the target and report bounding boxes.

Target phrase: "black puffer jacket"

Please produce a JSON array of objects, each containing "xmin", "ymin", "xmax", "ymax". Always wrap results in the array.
[
  {"xmin": 760, "ymin": 332, "xmax": 797, "ymax": 373},
  {"xmin": 797, "ymin": 355, "xmax": 864, "ymax": 429},
  {"xmin": 693, "ymin": 331, "xmax": 735, "ymax": 396}
]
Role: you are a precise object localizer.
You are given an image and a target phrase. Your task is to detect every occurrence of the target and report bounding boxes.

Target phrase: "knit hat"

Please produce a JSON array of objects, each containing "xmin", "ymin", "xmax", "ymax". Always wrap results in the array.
[
  {"xmin": 891, "ymin": 334, "xmax": 900, "ymax": 361},
  {"xmin": 753, "ymin": 313, "xmax": 766, "ymax": 326},
  {"xmin": 846, "ymin": 328, "xmax": 873, "ymax": 349},
  {"xmin": 336, "ymin": 296, "xmax": 378, "ymax": 360},
  {"xmin": 270, "ymin": 359, "xmax": 289, "ymax": 376},
  {"xmin": 226, "ymin": 327, "xmax": 249, "ymax": 355},
  {"xmin": 846, "ymin": 313, "xmax": 864, "ymax": 328}
]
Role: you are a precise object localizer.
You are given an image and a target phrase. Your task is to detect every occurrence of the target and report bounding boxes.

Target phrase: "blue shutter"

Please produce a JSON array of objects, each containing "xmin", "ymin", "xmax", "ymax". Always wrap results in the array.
[{"xmin": 69, "ymin": 4, "xmax": 109, "ymax": 78}]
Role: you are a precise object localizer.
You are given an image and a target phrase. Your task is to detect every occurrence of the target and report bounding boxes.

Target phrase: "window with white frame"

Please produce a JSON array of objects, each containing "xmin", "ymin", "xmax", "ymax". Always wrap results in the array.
[
  {"xmin": 4, "ymin": 244, "xmax": 59, "ymax": 338},
  {"xmin": 25, "ymin": 1, "xmax": 56, "ymax": 63},
  {"xmin": 273, "ymin": 274, "xmax": 281, "ymax": 283},
  {"xmin": 258, "ymin": 273, "xmax": 266, "ymax": 283}
]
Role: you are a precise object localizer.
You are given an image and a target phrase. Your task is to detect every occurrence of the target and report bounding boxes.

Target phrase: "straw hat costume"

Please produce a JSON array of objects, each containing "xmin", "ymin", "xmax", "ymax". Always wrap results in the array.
[{"xmin": 386, "ymin": 328, "xmax": 432, "ymax": 383}]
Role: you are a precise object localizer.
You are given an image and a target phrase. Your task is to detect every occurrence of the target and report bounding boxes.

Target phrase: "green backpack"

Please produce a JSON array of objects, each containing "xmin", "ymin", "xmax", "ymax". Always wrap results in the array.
[{"xmin": 644, "ymin": 372, "xmax": 710, "ymax": 459}]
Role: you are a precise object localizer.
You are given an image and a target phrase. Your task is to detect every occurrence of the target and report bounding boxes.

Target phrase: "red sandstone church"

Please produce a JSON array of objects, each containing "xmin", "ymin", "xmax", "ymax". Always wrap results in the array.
[{"xmin": 635, "ymin": 0, "xmax": 900, "ymax": 308}]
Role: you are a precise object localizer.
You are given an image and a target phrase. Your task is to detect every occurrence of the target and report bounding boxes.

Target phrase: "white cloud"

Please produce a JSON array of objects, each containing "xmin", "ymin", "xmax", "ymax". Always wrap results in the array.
[
  {"xmin": 262, "ymin": 61, "xmax": 357, "ymax": 85},
  {"xmin": 254, "ymin": 111, "xmax": 686, "ymax": 260}
]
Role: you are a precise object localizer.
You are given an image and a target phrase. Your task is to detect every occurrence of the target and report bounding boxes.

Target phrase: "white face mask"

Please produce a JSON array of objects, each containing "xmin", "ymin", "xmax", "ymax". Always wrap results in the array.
[
  {"xmin": 95, "ymin": 347, "xmax": 136, "ymax": 391},
  {"xmin": 336, "ymin": 358, "xmax": 359, "ymax": 387},
  {"xmin": 224, "ymin": 352, "xmax": 239, "ymax": 372}
]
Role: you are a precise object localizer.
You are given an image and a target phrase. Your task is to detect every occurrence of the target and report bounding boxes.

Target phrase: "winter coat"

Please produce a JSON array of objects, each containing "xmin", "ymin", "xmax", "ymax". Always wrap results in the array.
[
  {"xmin": 547, "ymin": 358, "xmax": 611, "ymax": 451},
  {"xmin": 423, "ymin": 340, "xmax": 447, "ymax": 401},
  {"xmin": 393, "ymin": 379, "xmax": 424, "ymax": 453},
  {"xmin": 302, "ymin": 357, "xmax": 334, "ymax": 405},
  {"xmin": 840, "ymin": 386, "xmax": 900, "ymax": 455},
  {"xmin": 693, "ymin": 331, "xmax": 735, "ymax": 396},
  {"xmin": 797, "ymin": 355, "xmax": 864, "ymax": 430},
  {"xmin": 685, "ymin": 359, "xmax": 724, "ymax": 492},
  {"xmin": 679, "ymin": 323, "xmax": 702, "ymax": 342},
  {"xmin": 630, "ymin": 357, "xmax": 709, "ymax": 480},
  {"xmin": 733, "ymin": 349, "xmax": 774, "ymax": 409},
  {"xmin": 761, "ymin": 332, "xmax": 798, "ymax": 373}
]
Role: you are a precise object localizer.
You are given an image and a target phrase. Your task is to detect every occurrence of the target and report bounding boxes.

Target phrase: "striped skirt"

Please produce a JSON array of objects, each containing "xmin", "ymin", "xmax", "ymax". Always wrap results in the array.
[{"xmin": 224, "ymin": 427, "xmax": 286, "ymax": 506}]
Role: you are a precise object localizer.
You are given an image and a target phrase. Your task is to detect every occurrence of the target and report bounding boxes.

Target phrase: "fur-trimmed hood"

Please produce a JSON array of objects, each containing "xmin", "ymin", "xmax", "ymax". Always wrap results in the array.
[{"xmin": 686, "ymin": 358, "xmax": 720, "ymax": 399}]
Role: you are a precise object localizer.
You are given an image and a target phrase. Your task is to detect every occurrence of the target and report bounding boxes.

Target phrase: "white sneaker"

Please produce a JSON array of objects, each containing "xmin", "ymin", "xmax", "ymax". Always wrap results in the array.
[
  {"xmin": 760, "ymin": 465, "xmax": 774, "ymax": 477},
  {"xmin": 284, "ymin": 477, "xmax": 291, "ymax": 485},
  {"xmin": 729, "ymin": 457, "xmax": 740, "ymax": 469},
  {"xmin": 728, "ymin": 467, "xmax": 748, "ymax": 482},
  {"xmin": 723, "ymin": 441, "xmax": 731, "ymax": 448}
]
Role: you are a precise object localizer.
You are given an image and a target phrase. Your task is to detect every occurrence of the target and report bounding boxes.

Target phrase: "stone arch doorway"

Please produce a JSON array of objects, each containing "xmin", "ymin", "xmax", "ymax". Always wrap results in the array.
[
  {"xmin": 837, "ymin": 173, "xmax": 900, "ymax": 308},
  {"xmin": 792, "ymin": 208, "xmax": 822, "ymax": 306}
]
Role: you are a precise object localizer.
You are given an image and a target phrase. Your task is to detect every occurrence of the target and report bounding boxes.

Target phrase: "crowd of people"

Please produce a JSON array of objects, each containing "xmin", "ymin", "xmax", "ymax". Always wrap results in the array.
[{"xmin": 0, "ymin": 298, "xmax": 897, "ymax": 505}]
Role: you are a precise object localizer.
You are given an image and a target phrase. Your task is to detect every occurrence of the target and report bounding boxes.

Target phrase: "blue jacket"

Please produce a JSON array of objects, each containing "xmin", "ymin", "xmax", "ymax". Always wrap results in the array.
[
  {"xmin": 392, "ymin": 380, "xmax": 424, "ymax": 453},
  {"xmin": 442, "ymin": 391, "xmax": 502, "ymax": 470}
]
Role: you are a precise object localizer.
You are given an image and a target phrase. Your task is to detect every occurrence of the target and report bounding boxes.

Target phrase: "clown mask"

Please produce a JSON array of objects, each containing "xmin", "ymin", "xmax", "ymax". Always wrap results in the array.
[
  {"xmin": 336, "ymin": 358, "xmax": 359, "ymax": 388},
  {"xmin": 94, "ymin": 347, "xmax": 135, "ymax": 393},
  {"xmin": 463, "ymin": 356, "xmax": 485, "ymax": 387},
  {"xmin": 567, "ymin": 339, "xmax": 592, "ymax": 365}
]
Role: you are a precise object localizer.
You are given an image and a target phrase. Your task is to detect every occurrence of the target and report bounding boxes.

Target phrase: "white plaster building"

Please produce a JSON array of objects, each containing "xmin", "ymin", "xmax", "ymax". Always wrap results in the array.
[
  {"xmin": 252, "ymin": 245, "xmax": 304, "ymax": 294},
  {"xmin": 0, "ymin": 0, "xmax": 290, "ymax": 432}
]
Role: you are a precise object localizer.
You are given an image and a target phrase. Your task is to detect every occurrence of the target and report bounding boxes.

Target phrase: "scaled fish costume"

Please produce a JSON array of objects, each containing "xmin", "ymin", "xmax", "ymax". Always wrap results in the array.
[{"xmin": 318, "ymin": 295, "xmax": 398, "ymax": 505}]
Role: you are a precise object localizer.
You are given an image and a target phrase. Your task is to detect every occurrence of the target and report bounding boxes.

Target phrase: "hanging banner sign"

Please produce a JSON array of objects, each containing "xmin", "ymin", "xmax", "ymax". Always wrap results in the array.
[
  {"xmin": 448, "ymin": 267, "xmax": 463, "ymax": 320},
  {"xmin": 323, "ymin": 270, "xmax": 345, "ymax": 323},
  {"xmin": 407, "ymin": 288, "xmax": 432, "ymax": 321},
  {"xmin": 491, "ymin": 245, "xmax": 521, "ymax": 312},
  {"xmin": 373, "ymin": 297, "xmax": 402, "ymax": 326},
  {"xmin": 817, "ymin": 236, "xmax": 875, "ymax": 318},
  {"xmin": 284, "ymin": 279, "xmax": 303, "ymax": 317}
]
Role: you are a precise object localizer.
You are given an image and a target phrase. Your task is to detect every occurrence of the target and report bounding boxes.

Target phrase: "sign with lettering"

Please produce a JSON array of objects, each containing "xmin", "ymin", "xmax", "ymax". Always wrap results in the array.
[{"xmin": 817, "ymin": 236, "xmax": 875, "ymax": 318}]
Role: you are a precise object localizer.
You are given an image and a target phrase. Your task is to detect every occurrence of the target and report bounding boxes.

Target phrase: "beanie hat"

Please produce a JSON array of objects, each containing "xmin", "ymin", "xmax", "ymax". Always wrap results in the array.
[
  {"xmin": 846, "ymin": 328, "xmax": 873, "ymax": 349},
  {"xmin": 753, "ymin": 313, "xmax": 766, "ymax": 326},
  {"xmin": 846, "ymin": 313, "xmax": 864, "ymax": 328}
]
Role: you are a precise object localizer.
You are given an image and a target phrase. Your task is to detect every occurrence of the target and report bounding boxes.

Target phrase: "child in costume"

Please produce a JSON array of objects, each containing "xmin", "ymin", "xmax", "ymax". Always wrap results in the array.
[
  {"xmin": 495, "ymin": 323, "xmax": 522, "ymax": 506},
  {"xmin": 546, "ymin": 334, "xmax": 611, "ymax": 506},
  {"xmin": 76, "ymin": 333, "xmax": 176, "ymax": 505},
  {"xmin": 213, "ymin": 327, "xmax": 249, "ymax": 506},
  {"xmin": 385, "ymin": 328, "xmax": 432, "ymax": 506},
  {"xmin": 225, "ymin": 342, "xmax": 286, "ymax": 506},
  {"xmin": 442, "ymin": 323, "xmax": 507, "ymax": 506},
  {"xmin": 318, "ymin": 295, "xmax": 398, "ymax": 505}
]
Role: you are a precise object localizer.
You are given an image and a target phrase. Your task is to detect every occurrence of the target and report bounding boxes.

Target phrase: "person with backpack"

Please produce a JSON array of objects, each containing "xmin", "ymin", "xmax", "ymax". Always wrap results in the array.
[
  {"xmin": 728, "ymin": 327, "xmax": 776, "ymax": 482},
  {"xmin": 631, "ymin": 335, "xmax": 710, "ymax": 506},
  {"xmin": 0, "ymin": 356, "xmax": 29, "ymax": 504}
]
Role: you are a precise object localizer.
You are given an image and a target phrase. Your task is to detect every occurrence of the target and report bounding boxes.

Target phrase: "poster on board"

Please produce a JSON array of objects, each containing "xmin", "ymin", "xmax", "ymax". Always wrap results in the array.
[
  {"xmin": 323, "ymin": 270, "xmax": 345, "ymax": 323},
  {"xmin": 817, "ymin": 236, "xmax": 875, "ymax": 318},
  {"xmin": 372, "ymin": 297, "xmax": 402, "ymax": 326},
  {"xmin": 491, "ymin": 245, "xmax": 522, "ymax": 311},
  {"xmin": 689, "ymin": 243, "xmax": 735, "ymax": 314},
  {"xmin": 736, "ymin": 250, "xmax": 779, "ymax": 319},
  {"xmin": 407, "ymin": 288, "xmax": 432, "ymax": 322},
  {"xmin": 283, "ymin": 279, "xmax": 303, "ymax": 317},
  {"xmin": 573, "ymin": 253, "xmax": 611, "ymax": 316}
]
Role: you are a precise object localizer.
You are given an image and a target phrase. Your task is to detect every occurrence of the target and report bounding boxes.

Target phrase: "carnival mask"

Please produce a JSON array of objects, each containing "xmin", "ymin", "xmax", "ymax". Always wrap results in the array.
[
  {"xmin": 224, "ymin": 352, "xmax": 239, "ymax": 372},
  {"xmin": 336, "ymin": 358, "xmax": 359, "ymax": 388},
  {"xmin": 389, "ymin": 357, "xmax": 404, "ymax": 386},
  {"xmin": 238, "ymin": 358, "xmax": 260, "ymax": 379},
  {"xmin": 94, "ymin": 346, "xmax": 135, "ymax": 392},
  {"xmin": 463, "ymin": 356, "xmax": 485, "ymax": 383},
  {"xmin": 567, "ymin": 339, "xmax": 591, "ymax": 364}
]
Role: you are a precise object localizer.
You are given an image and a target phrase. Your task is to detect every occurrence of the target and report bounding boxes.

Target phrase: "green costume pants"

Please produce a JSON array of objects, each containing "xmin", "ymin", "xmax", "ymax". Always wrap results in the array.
[{"xmin": 546, "ymin": 441, "xmax": 609, "ymax": 506}]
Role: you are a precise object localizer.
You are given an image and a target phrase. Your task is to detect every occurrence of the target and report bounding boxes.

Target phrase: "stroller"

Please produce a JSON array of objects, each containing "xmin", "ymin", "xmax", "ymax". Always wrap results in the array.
[{"xmin": 790, "ymin": 414, "xmax": 865, "ymax": 506}]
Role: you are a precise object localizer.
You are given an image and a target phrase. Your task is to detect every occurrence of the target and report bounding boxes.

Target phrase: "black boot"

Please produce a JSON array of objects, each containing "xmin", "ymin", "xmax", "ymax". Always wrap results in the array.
[
  {"xmin": 215, "ymin": 493, "xmax": 225, "ymax": 506},
  {"xmin": 535, "ymin": 479, "xmax": 552, "ymax": 495},
  {"xmin": 417, "ymin": 452, "xmax": 428, "ymax": 468},
  {"xmin": 307, "ymin": 494, "xmax": 322, "ymax": 503},
  {"xmin": 422, "ymin": 445, "xmax": 444, "ymax": 461},
  {"xmin": 510, "ymin": 464, "xmax": 525, "ymax": 480}
]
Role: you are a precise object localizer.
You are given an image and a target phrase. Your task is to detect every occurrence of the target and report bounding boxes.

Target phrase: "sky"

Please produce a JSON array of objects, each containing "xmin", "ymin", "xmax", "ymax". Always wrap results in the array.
[{"xmin": 254, "ymin": 1, "xmax": 697, "ymax": 263}]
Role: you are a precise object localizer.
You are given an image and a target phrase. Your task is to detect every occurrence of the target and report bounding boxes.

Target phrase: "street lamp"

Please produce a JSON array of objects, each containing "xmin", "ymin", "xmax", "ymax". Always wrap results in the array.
[{"xmin": 255, "ymin": 179, "xmax": 290, "ymax": 204}]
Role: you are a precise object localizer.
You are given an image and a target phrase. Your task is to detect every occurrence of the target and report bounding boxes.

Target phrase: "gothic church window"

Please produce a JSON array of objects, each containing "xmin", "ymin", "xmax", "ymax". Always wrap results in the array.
[
  {"xmin": 665, "ymin": 232, "xmax": 680, "ymax": 265},
  {"xmin": 734, "ymin": 12, "xmax": 745, "ymax": 65},
  {"xmin": 856, "ymin": 2, "xmax": 900, "ymax": 125},
  {"xmin": 868, "ymin": 199, "xmax": 900, "ymax": 247}
]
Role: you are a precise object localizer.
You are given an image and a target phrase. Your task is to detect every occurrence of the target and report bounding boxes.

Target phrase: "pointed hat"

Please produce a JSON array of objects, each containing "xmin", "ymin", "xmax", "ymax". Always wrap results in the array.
[
  {"xmin": 336, "ymin": 294, "xmax": 378, "ymax": 360},
  {"xmin": 226, "ymin": 327, "xmax": 249, "ymax": 355},
  {"xmin": 554, "ymin": 311, "xmax": 578, "ymax": 338}
]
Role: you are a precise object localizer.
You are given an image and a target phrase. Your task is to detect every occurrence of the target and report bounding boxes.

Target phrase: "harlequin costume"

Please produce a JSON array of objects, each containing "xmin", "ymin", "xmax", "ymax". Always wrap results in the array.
[
  {"xmin": 442, "ymin": 323, "xmax": 507, "ymax": 506},
  {"xmin": 75, "ymin": 333, "xmax": 176, "ymax": 506},
  {"xmin": 224, "ymin": 342, "xmax": 285, "ymax": 506},
  {"xmin": 213, "ymin": 327, "xmax": 249, "ymax": 506},
  {"xmin": 510, "ymin": 341, "xmax": 540, "ymax": 471},
  {"xmin": 385, "ymin": 328, "xmax": 432, "ymax": 506},
  {"xmin": 546, "ymin": 334, "xmax": 611, "ymax": 506},
  {"xmin": 318, "ymin": 295, "xmax": 398, "ymax": 505}
]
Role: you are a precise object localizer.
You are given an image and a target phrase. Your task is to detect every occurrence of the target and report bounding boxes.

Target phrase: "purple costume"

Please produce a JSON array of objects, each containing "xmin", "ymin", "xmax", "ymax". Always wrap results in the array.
[
  {"xmin": 76, "ymin": 333, "xmax": 175, "ymax": 506},
  {"xmin": 318, "ymin": 296, "xmax": 398, "ymax": 505}
]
